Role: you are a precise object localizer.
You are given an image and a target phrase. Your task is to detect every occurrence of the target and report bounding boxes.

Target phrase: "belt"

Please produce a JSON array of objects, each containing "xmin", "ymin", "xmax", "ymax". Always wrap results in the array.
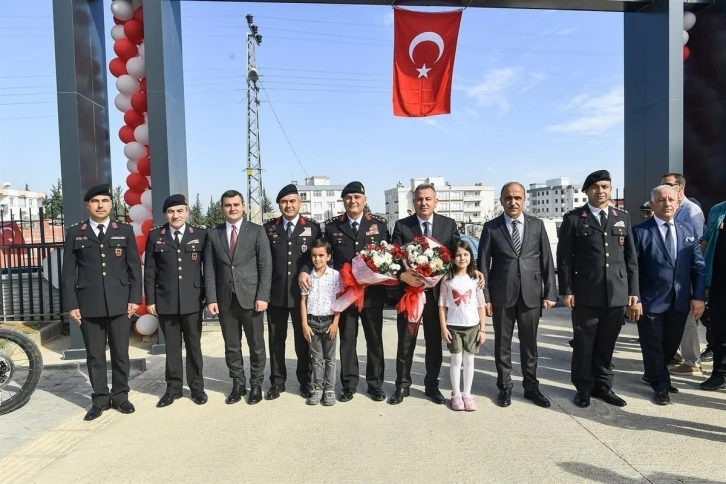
[{"xmin": 308, "ymin": 314, "xmax": 333, "ymax": 322}]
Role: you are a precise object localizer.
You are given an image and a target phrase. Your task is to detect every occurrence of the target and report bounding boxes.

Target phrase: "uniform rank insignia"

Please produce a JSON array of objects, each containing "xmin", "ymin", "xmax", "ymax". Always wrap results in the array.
[
  {"xmin": 366, "ymin": 225, "xmax": 379, "ymax": 235},
  {"xmin": 115, "ymin": 248, "xmax": 123, "ymax": 257},
  {"xmin": 187, "ymin": 239, "xmax": 200, "ymax": 244},
  {"xmin": 614, "ymin": 221, "xmax": 625, "ymax": 227},
  {"xmin": 301, "ymin": 227, "xmax": 312, "ymax": 237},
  {"xmin": 191, "ymin": 252, "xmax": 198, "ymax": 261},
  {"xmin": 111, "ymin": 235, "xmax": 125, "ymax": 239}
]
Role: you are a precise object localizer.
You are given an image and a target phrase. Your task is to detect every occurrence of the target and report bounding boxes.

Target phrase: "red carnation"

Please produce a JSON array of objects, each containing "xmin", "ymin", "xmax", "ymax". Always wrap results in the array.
[
  {"xmin": 441, "ymin": 251, "xmax": 451, "ymax": 263},
  {"xmin": 418, "ymin": 264, "xmax": 433, "ymax": 277},
  {"xmin": 365, "ymin": 258, "xmax": 377, "ymax": 272},
  {"xmin": 419, "ymin": 239, "xmax": 430, "ymax": 250}
]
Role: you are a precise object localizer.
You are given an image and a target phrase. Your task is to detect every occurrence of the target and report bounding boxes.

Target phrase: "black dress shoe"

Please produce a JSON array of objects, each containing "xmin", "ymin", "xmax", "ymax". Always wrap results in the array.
[
  {"xmin": 574, "ymin": 391, "xmax": 590, "ymax": 408},
  {"xmin": 157, "ymin": 392, "xmax": 182, "ymax": 408},
  {"xmin": 524, "ymin": 389, "xmax": 551, "ymax": 408},
  {"xmin": 226, "ymin": 384, "xmax": 246, "ymax": 404},
  {"xmin": 248, "ymin": 385, "xmax": 263, "ymax": 405},
  {"xmin": 83, "ymin": 404, "xmax": 111, "ymax": 421},
  {"xmin": 300, "ymin": 383, "xmax": 313, "ymax": 399},
  {"xmin": 192, "ymin": 392, "xmax": 208, "ymax": 405},
  {"xmin": 700, "ymin": 375, "xmax": 726, "ymax": 391},
  {"xmin": 112, "ymin": 400, "xmax": 136, "ymax": 414},
  {"xmin": 700, "ymin": 347, "xmax": 714, "ymax": 362},
  {"xmin": 367, "ymin": 387, "xmax": 386, "ymax": 402},
  {"xmin": 496, "ymin": 388, "xmax": 512, "ymax": 407},
  {"xmin": 339, "ymin": 387, "xmax": 355, "ymax": 402},
  {"xmin": 591, "ymin": 389, "xmax": 627, "ymax": 407},
  {"xmin": 653, "ymin": 390, "xmax": 670, "ymax": 405},
  {"xmin": 267, "ymin": 385, "xmax": 285, "ymax": 401},
  {"xmin": 388, "ymin": 388, "xmax": 410, "ymax": 405},
  {"xmin": 424, "ymin": 387, "xmax": 446, "ymax": 405},
  {"xmin": 667, "ymin": 386, "xmax": 679, "ymax": 394}
]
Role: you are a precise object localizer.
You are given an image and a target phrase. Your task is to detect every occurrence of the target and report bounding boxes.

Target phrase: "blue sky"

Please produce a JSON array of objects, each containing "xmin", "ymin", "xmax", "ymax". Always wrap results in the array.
[{"xmin": 0, "ymin": 1, "xmax": 625, "ymax": 213}]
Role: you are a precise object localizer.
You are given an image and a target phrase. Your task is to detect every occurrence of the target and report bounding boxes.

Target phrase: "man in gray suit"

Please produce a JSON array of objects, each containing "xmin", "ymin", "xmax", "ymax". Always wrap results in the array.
[
  {"xmin": 478, "ymin": 182, "xmax": 557, "ymax": 408},
  {"xmin": 204, "ymin": 190, "xmax": 272, "ymax": 405}
]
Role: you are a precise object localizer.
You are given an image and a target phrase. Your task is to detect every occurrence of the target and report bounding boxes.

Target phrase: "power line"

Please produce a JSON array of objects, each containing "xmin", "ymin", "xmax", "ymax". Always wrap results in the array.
[{"xmin": 258, "ymin": 82, "xmax": 309, "ymax": 178}]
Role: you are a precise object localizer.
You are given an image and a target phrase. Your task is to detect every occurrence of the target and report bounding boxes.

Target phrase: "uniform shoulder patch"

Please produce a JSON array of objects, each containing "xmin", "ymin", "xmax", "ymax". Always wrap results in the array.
[
  {"xmin": 304, "ymin": 216, "xmax": 320, "ymax": 225},
  {"xmin": 265, "ymin": 217, "xmax": 277, "ymax": 225},
  {"xmin": 325, "ymin": 216, "xmax": 338, "ymax": 225},
  {"xmin": 371, "ymin": 214, "xmax": 388, "ymax": 224}
]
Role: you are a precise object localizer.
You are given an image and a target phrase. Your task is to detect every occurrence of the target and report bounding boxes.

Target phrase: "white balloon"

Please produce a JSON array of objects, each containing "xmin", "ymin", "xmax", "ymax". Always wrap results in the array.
[
  {"xmin": 131, "ymin": 221, "xmax": 143, "ymax": 236},
  {"xmin": 110, "ymin": 25, "xmax": 127, "ymax": 41},
  {"xmin": 131, "ymin": 0, "xmax": 143, "ymax": 10},
  {"xmin": 141, "ymin": 190, "xmax": 153, "ymax": 210},
  {"xmin": 110, "ymin": 0, "xmax": 134, "ymax": 21},
  {"xmin": 124, "ymin": 141, "xmax": 147, "ymax": 160},
  {"xmin": 683, "ymin": 30, "xmax": 689, "ymax": 46},
  {"xmin": 135, "ymin": 314, "xmax": 159, "ymax": 336},
  {"xmin": 126, "ymin": 57, "xmax": 146, "ymax": 79},
  {"xmin": 684, "ymin": 11, "xmax": 696, "ymax": 31},
  {"xmin": 116, "ymin": 74, "xmax": 140, "ymax": 95},
  {"xmin": 129, "ymin": 204, "xmax": 152, "ymax": 223},
  {"xmin": 138, "ymin": 42, "xmax": 145, "ymax": 59},
  {"xmin": 114, "ymin": 93, "xmax": 132, "ymax": 112},
  {"xmin": 134, "ymin": 123, "xmax": 149, "ymax": 144},
  {"xmin": 126, "ymin": 158, "xmax": 139, "ymax": 173}
]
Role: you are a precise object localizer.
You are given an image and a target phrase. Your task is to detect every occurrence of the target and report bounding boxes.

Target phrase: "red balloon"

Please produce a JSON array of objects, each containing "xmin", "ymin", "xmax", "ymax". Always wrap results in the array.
[
  {"xmin": 141, "ymin": 219, "xmax": 154, "ymax": 236},
  {"xmin": 134, "ymin": 7, "xmax": 144, "ymax": 24},
  {"xmin": 113, "ymin": 16, "xmax": 126, "ymax": 26},
  {"xmin": 131, "ymin": 91, "xmax": 147, "ymax": 113},
  {"xmin": 109, "ymin": 58, "xmax": 127, "ymax": 78},
  {"xmin": 137, "ymin": 156, "xmax": 151, "ymax": 176},
  {"xmin": 127, "ymin": 173, "xmax": 150, "ymax": 192},
  {"xmin": 114, "ymin": 39, "xmax": 138, "ymax": 61},
  {"xmin": 124, "ymin": 189, "xmax": 143, "ymax": 207},
  {"xmin": 124, "ymin": 109, "xmax": 145, "ymax": 128},
  {"xmin": 140, "ymin": 78, "xmax": 147, "ymax": 92},
  {"xmin": 683, "ymin": 46, "xmax": 691, "ymax": 62},
  {"xmin": 135, "ymin": 235, "xmax": 147, "ymax": 257},
  {"xmin": 119, "ymin": 125, "xmax": 135, "ymax": 143},
  {"xmin": 135, "ymin": 304, "xmax": 148, "ymax": 317},
  {"xmin": 124, "ymin": 19, "xmax": 144, "ymax": 44}
]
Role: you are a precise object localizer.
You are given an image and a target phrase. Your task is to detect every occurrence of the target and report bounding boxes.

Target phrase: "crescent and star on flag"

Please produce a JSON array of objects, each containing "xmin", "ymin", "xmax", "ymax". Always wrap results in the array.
[{"xmin": 408, "ymin": 31, "xmax": 445, "ymax": 79}]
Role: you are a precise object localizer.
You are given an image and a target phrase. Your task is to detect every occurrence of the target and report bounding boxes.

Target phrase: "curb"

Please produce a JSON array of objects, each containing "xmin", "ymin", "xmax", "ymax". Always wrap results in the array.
[{"xmin": 44, "ymin": 357, "xmax": 147, "ymax": 372}]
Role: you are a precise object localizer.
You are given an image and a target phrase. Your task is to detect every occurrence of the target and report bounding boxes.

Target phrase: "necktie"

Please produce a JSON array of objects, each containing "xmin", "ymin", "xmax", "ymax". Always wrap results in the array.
[
  {"xmin": 287, "ymin": 222, "xmax": 293, "ymax": 238},
  {"xmin": 511, "ymin": 220, "xmax": 522, "ymax": 255},
  {"xmin": 97, "ymin": 224, "xmax": 105, "ymax": 240},
  {"xmin": 174, "ymin": 230, "xmax": 181, "ymax": 246},
  {"xmin": 423, "ymin": 221, "xmax": 430, "ymax": 236},
  {"xmin": 229, "ymin": 225, "xmax": 238, "ymax": 256},
  {"xmin": 664, "ymin": 222, "xmax": 676, "ymax": 261},
  {"xmin": 352, "ymin": 221, "xmax": 359, "ymax": 237},
  {"xmin": 599, "ymin": 210, "xmax": 607, "ymax": 227}
]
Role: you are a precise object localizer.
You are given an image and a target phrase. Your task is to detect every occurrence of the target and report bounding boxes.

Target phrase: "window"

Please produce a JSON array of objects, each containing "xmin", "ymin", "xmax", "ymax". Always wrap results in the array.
[
  {"xmin": 555, "ymin": 208, "xmax": 559, "ymax": 212},
  {"xmin": 313, "ymin": 191, "xmax": 321, "ymax": 197},
  {"xmin": 18, "ymin": 198, "xmax": 27, "ymax": 208},
  {"xmin": 300, "ymin": 192, "xmax": 308, "ymax": 201},
  {"xmin": 314, "ymin": 214, "xmax": 323, "ymax": 221},
  {"xmin": 313, "ymin": 202, "xmax": 322, "ymax": 210},
  {"xmin": 452, "ymin": 212, "xmax": 462, "ymax": 221},
  {"xmin": 301, "ymin": 203, "xmax": 310, "ymax": 213},
  {"xmin": 326, "ymin": 190, "xmax": 335, "ymax": 197},
  {"xmin": 450, "ymin": 191, "xmax": 462, "ymax": 199},
  {"xmin": 9, "ymin": 198, "xmax": 16, "ymax": 206},
  {"xmin": 439, "ymin": 202, "xmax": 449, "ymax": 210},
  {"xmin": 451, "ymin": 202, "xmax": 462, "ymax": 211},
  {"xmin": 439, "ymin": 192, "xmax": 449, "ymax": 200}
]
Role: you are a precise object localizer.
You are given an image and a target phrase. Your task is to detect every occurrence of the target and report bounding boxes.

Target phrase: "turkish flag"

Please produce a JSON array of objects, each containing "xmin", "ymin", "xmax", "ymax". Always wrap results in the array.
[{"xmin": 392, "ymin": 7, "xmax": 462, "ymax": 117}]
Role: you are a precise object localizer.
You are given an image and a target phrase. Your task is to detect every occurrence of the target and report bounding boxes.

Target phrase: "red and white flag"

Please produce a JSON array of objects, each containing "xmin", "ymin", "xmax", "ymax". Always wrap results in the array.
[{"xmin": 392, "ymin": 7, "xmax": 463, "ymax": 117}]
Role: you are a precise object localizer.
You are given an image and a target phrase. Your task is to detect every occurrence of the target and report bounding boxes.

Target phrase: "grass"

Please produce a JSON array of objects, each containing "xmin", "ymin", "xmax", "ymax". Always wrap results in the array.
[{"xmin": 0, "ymin": 322, "xmax": 45, "ymax": 334}]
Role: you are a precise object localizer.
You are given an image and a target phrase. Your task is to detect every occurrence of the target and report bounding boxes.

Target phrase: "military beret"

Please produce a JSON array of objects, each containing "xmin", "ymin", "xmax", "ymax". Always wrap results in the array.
[
  {"xmin": 582, "ymin": 170, "xmax": 611, "ymax": 191},
  {"xmin": 163, "ymin": 194, "xmax": 187, "ymax": 212},
  {"xmin": 342, "ymin": 181, "xmax": 365, "ymax": 197},
  {"xmin": 83, "ymin": 184, "xmax": 112, "ymax": 202},
  {"xmin": 276, "ymin": 184, "xmax": 299, "ymax": 203}
]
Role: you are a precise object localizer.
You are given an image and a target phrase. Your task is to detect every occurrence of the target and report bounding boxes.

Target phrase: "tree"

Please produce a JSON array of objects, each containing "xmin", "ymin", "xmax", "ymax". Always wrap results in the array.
[
  {"xmin": 189, "ymin": 194, "xmax": 205, "ymax": 226},
  {"xmin": 205, "ymin": 196, "xmax": 225, "ymax": 227},
  {"xmin": 363, "ymin": 204, "xmax": 372, "ymax": 214},
  {"xmin": 262, "ymin": 188, "xmax": 274, "ymax": 215},
  {"xmin": 112, "ymin": 186, "xmax": 127, "ymax": 221},
  {"xmin": 45, "ymin": 178, "xmax": 64, "ymax": 221}
]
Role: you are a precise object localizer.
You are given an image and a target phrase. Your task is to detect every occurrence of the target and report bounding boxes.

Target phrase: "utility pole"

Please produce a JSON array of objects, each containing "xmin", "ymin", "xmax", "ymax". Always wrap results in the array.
[{"xmin": 245, "ymin": 14, "xmax": 263, "ymax": 224}]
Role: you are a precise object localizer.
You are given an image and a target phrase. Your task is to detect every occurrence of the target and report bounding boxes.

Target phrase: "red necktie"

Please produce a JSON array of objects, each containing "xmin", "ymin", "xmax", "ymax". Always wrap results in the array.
[{"xmin": 230, "ymin": 225, "xmax": 238, "ymax": 256}]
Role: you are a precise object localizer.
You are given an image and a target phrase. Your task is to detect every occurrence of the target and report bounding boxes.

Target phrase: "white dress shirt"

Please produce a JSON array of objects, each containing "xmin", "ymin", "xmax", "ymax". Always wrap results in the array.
[
  {"xmin": 348, "ymin": 215, "xmax": 363, "ymax": 230},
  {"xmin": 302, "ymin": 266, "xmax": 342, "ymax": 316},
  {"xmin": 170, "ymin": 224, "xmax": 186, "ymax": 243},
  {"xmin": 282, "ymin": 215, "xmax": 300, "ymax": 233},
  {"xmin": 226, "ymin": 220, "xmax": 242, "ymax": 246},
  {"xmin": 588, "ymin": 203, "xmax": 609, "ymax": 222},
  {"xmin": 653, "ymin": 215, "xmax": 677, "ymax": 253},
  {"xmin": 417, "ymin": 215, "xmax": 433, "ymax": 236},
  {"xmin": 503, "ymin": 213, "xmax": 525, "ymax": 241},
  {"xmin": 88, "ymin": 217, "xmax": 110, "ymax": 237}
]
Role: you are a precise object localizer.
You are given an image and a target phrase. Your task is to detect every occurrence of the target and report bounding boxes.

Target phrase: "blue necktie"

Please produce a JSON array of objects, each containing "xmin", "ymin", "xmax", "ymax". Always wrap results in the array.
[{"xmin": 664, "ymin": 222, "xmax": 676, "ymax": 261}]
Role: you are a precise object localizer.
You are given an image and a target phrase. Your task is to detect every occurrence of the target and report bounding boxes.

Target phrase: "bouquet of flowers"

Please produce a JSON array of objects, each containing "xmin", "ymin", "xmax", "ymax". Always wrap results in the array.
[
  {"xmin": 331, "ymin": 241, "xmax": 406, "ymax": 313},
  {"xmin": 396, "ymin": 236, "xmax": 452, "ymax": 334}
]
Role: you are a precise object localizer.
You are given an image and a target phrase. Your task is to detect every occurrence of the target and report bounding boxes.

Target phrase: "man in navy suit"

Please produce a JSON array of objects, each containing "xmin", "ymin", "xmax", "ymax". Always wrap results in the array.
[{"xmin": 631, "ymin": 185, "xmax": 706, "ymax": 405}]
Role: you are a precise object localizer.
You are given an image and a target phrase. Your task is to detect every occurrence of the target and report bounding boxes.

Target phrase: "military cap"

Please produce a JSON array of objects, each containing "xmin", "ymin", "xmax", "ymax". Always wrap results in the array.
[
  {"xmin": 582, "ymin": 170, "xmax": 611, "ymax": 191},
  {"xmin": 83, "ymin": 184, "xmax": 112, "ymax": 202},
  {"xmin": 341, "ymin": 181, "xmax": 365, "ymax": 197},
  {"xmin": 276, "ymin": 184, "xmax": 299, "ymax": 203},
  {"xmin": 162, "ymin": 194, "xmax": 187, "ymax": 212},
  {"xmin": 639, "ymin": 201, "xmax": 652, "ymax": 211}
]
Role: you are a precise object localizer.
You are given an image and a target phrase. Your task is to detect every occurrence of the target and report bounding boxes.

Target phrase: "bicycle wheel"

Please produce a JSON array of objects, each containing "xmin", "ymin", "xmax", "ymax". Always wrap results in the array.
[{"xmin": 0, "ymin": 327, "xmax": 44, "ymax": 416}]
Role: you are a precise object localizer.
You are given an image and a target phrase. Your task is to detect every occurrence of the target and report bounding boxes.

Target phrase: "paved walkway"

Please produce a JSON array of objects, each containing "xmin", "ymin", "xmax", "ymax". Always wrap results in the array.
[{"xmin": 1, "ymin": 309, "xmax": 724, "ymax": 484}]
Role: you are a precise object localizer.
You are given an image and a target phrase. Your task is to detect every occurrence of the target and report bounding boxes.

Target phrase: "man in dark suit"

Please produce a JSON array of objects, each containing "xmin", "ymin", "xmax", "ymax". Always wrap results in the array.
[
  {"xmin": 632, "ymin": 185, "xmax": 705, "ymax": 404},
  {"xmin": 144, "ymin": 194, "xmax": 208, "ymax": 407},
  {"xmin": 557, "ymin": 170, "xmax": 639, "ymax": 408},
  {"xmin": 389, "ymin": 183, "xmax": 460, "ymax": 405},
  {"xmin": 61, "ymin": 184, "xmax": 141, "ymax": 421},
  {"xmin": 204, "ymin": 190, "xmax": 272, "ymax": 405},
  {"xmin": 263, "ymin": 184, "xmax": 322, "ymax": 400},
  {"xmin": 478, "ymin": 182, "xmax": 557, "ymax": 408},
  {"xmin": 299, "ymin": 181, "xmax": 390, "ymax": 403}
]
